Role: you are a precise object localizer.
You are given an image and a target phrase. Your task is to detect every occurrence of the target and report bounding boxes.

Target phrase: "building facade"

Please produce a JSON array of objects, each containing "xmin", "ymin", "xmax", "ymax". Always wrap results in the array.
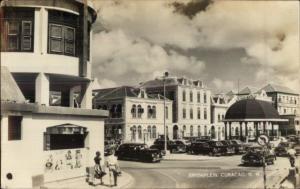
[
  {"xmin": 140, "ymin": 75, "xmax": 212, "ymax": 140},
  {"xmin": 260, "ymin": 84, "xmax": 300, "ymax": 135},
  {"xmin": 93, "ymin": 86, "xmax": 173, "ymax": 144},
  {"xmin": 1, "ymin": 0, "xmax": 107, "ymax": 188}
]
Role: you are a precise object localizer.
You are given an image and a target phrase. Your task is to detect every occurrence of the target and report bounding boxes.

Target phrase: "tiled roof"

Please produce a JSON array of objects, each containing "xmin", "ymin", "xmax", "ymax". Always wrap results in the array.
[
  {"xmin": 259, "ymin": 84, "xmax": 298, "ymax": 95},
  {"xmin": 94, "ymin": 86, "xmax": 139, "ymax": 100},
  {"xmin": 1, "ymin": 66, "xmax": 26, "ymax": 103},
  {"xmin": 238, "ymin": 86, "xmax": 259, "ymax": 95}
]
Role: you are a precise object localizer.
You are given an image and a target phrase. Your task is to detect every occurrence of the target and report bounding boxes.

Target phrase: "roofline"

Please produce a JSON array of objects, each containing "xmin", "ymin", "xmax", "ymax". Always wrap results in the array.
[
  {"xmin": 222, "ymin": 118, "xmax": 288, "ymax": 122},
  {"xmin": 266, "ymin": 91, "xmax": 299, "ymax": 96}
]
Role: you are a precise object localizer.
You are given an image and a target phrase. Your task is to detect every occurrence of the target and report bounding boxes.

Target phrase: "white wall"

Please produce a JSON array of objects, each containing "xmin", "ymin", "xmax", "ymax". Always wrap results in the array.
[{"xmin": 1, "ymin": 113, "xmax": 104, "ymax": 188}]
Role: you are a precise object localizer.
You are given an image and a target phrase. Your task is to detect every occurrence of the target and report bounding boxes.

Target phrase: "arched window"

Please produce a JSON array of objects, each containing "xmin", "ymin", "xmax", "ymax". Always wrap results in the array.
[
  {"xmin": 138, "ymin": 125, "xmax": 142, "ymax": 139},
  {"xmin": 152, "ymin": 125, "xmax": 157, "ymax": 138},
  {"xmin": 132, "ymin": 125, "xmax": 136, "ymax": 141},
  {"xmin": 165, "ymin": 107, "xmax": 169, "ymax": 119},
  {"xmin": 197, "ymin": 92, "xmax": 200, "ymax": 103},
  {"xmin": 190, "ymin": 125, "xmax": 193, "ymax": 137},
  {"xmin": 152, "ymin": 106, "xmax": 156, "ymax": 118},
  {"xmin": 182, "ymin": 90, "xmax": 186, "ymax": 102},
  {"xmin": 190, "ymin": 91, "xmax": 193, "ymax": 102},
  {"xmin": 190, "ymin": 108, "xmax": 193, "ymax": 119},
  {"xmin": 137, "ymin": 105, "xmax": 143, "ymax": 118},
  {"xmin": 147, "ymin": 105, "xmax": 152, "ymax": 118},
  {"xmin": 197, "ymin": 107, "xmax": 201, "ymax": 119},
  {"xmin": 204, "ymin": 125, "xmax": 207, "ymax": 136},
  {"xmin": 204, "ymin": 108, "xmax": 207, "ymax": 120},
  {"xmin": 131, "ymin": 105, "xmax": 137, "ymax": 118},
  {"xmin": 198, "ymin": 125, "xmax": 201, "ymax": 137},
  {"xmin": 147, "ymin": 125, "xmax": 152, "ymax": 139},
  {"xmin": 235, "ymin": 127, "xmax": 239, "ymax": 136},
  {"xmin": 204, "ymin": 92, "xmax": 207, "ymax": 103},
  {"xmin": 218, "ymin": 114, "xmax": 220, "ymax": 122},
  {"xmin": 116, "ymin": 104, "xmax": 122, "ymax": 118},
  {"xmin": 183, "ymin": 108, "xmax": 186, "ymax": 119},
  {"xmin": 183, "ymin": 125, "xmax": 186, "ymax": 137}
]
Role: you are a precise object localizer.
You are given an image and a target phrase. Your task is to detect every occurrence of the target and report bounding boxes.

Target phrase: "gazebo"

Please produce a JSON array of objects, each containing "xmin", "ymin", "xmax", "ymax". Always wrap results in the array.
[{"xmin": 223, "ymin": 98, "xmax": 288, "ymax": 141}]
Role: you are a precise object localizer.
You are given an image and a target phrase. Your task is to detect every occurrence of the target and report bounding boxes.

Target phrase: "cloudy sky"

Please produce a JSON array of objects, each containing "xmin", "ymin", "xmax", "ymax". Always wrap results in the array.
[{"xmin": 91, "ymin": 0, "xmax": 299, "ymax": 94}]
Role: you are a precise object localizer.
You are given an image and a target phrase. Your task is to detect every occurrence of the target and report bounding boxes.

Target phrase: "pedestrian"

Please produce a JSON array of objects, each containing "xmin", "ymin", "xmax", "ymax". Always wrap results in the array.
[
  {"xmin": 287, "ymin": 146, "xmax": 296, "ymax": 167},
  {"xmin": 94, "ymin": 151, "xmax": 105, "ymax": 185},
  {"xmin": 106, "ymin": 151, "xmax": 121, "ymax": 187}
]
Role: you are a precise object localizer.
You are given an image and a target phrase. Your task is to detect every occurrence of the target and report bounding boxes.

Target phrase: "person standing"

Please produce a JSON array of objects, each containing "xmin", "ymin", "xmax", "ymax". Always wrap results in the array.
[
  {"xmin": 94, "ymin": 151, "xmax": 104, "ymax": 185},
  {"xmin": 106, "ymin": 151, "xmax": 120, "ymax": 187},
  {"xmin": 287, "ymin": 146, "xmax": 297, "ymax": 167}
]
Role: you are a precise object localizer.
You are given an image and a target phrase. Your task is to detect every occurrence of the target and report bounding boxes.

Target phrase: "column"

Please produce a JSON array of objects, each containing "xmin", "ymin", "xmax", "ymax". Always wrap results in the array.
[
  {"xmin": 245, "ymin": 122, "xmax": 248, "ymax": 142},
  {"xmin": 255, "ymin": 122, "xmax": 259, "ymax": 140},
  {"xmin": 229, "ymin": 122, "xmax": 232, "ymax": 140},
  {"xmin": 263, "ymin": 121, "xmax": 266, "ymax": 135},
  {"xmin": 271, "ymin": 122, "xmax": 274, "ymax": 137},
  {"xmin": 80, "ymin": 82, "xmax": 92, "ymax": 109},
  {"xmin": 239, "ymin": 122, "xmax": 243, "ymax": 141},
  {"xmin": 35, "ymin": 73, "xmax": 50, "ymax": 106},
  {"xmin": 225, "ymin": 122, "xmax": 228, "ymax": 140}
]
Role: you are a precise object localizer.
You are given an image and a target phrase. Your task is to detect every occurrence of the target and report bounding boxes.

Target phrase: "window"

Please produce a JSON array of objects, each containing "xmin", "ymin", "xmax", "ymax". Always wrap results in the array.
[
  {"xmin": 190, "ymin": 125, "xmax": 193, "ymax": 137},
  {"xmin": 182, "ymin": 90, "xmax": 186, "ymax": 102},
  {"xmin": 147, "ymin": 126, "xmax": 152, "ymax": 138},
  {"xmin": 137, "ymin": 105, "xmax": 143, "ymax": 118},
  {"xmin": 197, "ymin": 92, "xmax": 200, "ymax": 103},
  {"xmin": 183, "ymin": 108, "xmax": 186, "ymax": 119},
  {"xmin": 190, "ymin": 91, "xmax": 193, "ymax": 102},
  {"xmin": 218, "ymin": 114, "xmax": 220, "ymax": 122},
  {"xmin": 152, "ymin": 106, "xmax": 156, "ymax": 118},
  {"xmin": 165, "ymin": 107, "xmax": 169, "ymax": 119},
  {"xmin": 132, "ymin": 126, "xmax": 137, "ymax": 141},
  {"xmin": 8, "ymin": 116, "xmax": 22, "ymax": 140},
  {"xmin": 152, "ymin": 126, "xmax": 157, "ymax": 139},
  {"xmin": 48, "ymin": 10, "xmax": 78, "ymax": 56},
  {"xmin": 204, "ymin": 125, "xmax": 207, "ymax": 136},
  {"xmin": 204, "ymin": 108, "xmax": 207, "ymax": 120},
  {"xmin": 2, "ymin": 8, "xmax": 34, "ymax": 52},
  {"xmin": 131, "ymin": 105, "xmax": 137, "ymax": 118},
  {"xmin": 197, "ymin": 107, "xmax": 201, "ymax": 119},
  {"xmin": 190, "ymin": 108, "xmax": 193, "ymax": 119},
  {"xmin": 198, "ymin": 125, "xmax": 201, "ymax": 137},
  {"xmin": 147, "ymin": 105, "xmax": 152, "ymax": 118},
  {"xmin": 138, "ymin": 126, "xmax": 142, "ymax": 139},
  {"xmin": 204, "ymin": 92, "xmax": 207, "ymax": 103},
  {"xmin": 183, "ymin": 125, "xmax": 186, "ymax": 137}
]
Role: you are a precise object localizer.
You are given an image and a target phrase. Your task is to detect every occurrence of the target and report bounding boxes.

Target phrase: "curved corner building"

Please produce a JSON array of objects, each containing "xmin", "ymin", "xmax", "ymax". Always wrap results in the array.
[{"xmin": 0, "ymin": 0, "xmax": 108, "ymax": 188}]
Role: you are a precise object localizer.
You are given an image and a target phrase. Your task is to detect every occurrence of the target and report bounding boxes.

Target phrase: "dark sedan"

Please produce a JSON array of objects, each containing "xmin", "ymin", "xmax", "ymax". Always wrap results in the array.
[
  {"xmin": 274, "ymin": 142, "xmax": 290, "ymax": 156},
  {"xmin": 189, "ymin": 141, "xmax": 224, "ymax": 156},
  {"xmin": 115, "ymin": 143, "xmax": 161, "ymax": 163},
  {"xmin": 150, "ymin": 140, "xmax": 186, "ymax": 153},
  {"xmin": 230, "ymin": 140, "xmax": 247, "ymax": 154},
  {"xmin": 241, "ymin": 146, "xmax": 275, "ymax": 166},
  {"xmin": 220, "ymin": 140, "xmax": 235, "ymax": 155}
]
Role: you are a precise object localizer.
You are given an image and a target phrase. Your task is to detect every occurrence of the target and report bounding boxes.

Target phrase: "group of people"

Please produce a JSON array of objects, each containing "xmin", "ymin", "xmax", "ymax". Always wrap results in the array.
[{"xmin": 92, "ymin": 151, "xmax": 121, "ymax": 187}]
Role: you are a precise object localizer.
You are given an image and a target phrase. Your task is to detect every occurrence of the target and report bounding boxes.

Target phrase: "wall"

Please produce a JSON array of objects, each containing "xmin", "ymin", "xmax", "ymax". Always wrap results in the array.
[{"xmin": 1, "ymin": 113, "xmax": 104, "ymax": 188}]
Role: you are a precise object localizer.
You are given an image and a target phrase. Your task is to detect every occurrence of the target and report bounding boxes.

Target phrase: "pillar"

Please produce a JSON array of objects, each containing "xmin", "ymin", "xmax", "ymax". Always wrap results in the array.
[
  {"xmin": 35, "ymin": 73, "xmax": 49, "ymax": 106},
  {"xmin": 225, "ymin": 122, "xmax": 228, "ymax": 140},
  {"xmin": 255, "ymin": 122, "xmax": 259, "ymax": 140},
  {"xmin": 271, "ymin": 123, "xmax": 274, "ymax": 137},
  {"xmin": 245, "ymin": 122, "xmax": 248, "ymax": 142},
  {"xmin": 229, "ymin": 122, "xmax": 232, "ymax": 140},
  {"xmin": 80, "ymin": 82, "xmax": 92, "ymax": 109},
  {"xmin": 263, "ymin": 121, "xmax": 266, "ymax": 135},
  {"xmin": 239, "ymin": 122, "xmax": 243, "ymax": 141}
]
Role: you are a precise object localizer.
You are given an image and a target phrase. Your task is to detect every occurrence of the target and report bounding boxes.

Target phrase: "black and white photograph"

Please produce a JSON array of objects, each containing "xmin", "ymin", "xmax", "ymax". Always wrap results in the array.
[{"xmin": 0, "ymin": 0, "xmax": 299, "ymax": 188}]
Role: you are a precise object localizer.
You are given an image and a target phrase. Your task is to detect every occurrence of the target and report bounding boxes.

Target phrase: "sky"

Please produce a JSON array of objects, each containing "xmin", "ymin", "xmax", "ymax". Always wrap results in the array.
[{"xmin": 90, "ymin": 0, "xmax": 300, "ymax": 94}]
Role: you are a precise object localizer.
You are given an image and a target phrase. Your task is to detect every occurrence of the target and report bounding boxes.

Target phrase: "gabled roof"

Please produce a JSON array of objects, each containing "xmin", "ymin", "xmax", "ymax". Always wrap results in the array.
[
  {"xmin": 94, "ymin": 86, "xmax": 139, "ymax": 100},
  {"xmin": 238, "ymin": 87, "xmax": 259, "ymax": 95},
  {"xmin": 1, "ymin": 66, "xmax": 26, "ymax": 103},
  {"xmin": 259, "ymin": 84, "xmax": 298, "ymax": 95},
  {"xmin": 140, "ymin": 77, "xmax": 179, "ymax": 88}
]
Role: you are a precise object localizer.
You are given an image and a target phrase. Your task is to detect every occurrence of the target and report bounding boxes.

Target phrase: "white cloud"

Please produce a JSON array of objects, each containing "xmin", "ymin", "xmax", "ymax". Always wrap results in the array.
[{"xmin": 211, "ymin": 78, "xmax": 235, "ymax": 93}]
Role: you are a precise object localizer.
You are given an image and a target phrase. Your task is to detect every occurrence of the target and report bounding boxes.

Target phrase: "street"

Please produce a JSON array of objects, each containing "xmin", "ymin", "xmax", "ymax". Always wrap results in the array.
[{"xmin": 119, "ymin": 155, "xmax": 290, "ymax": 189}]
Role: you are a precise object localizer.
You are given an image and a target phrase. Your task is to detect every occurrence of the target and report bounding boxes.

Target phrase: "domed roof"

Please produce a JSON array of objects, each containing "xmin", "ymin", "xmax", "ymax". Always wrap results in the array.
[{"xmin": 225, "ymin": 98, "xmax": 280, "ymax": 120}]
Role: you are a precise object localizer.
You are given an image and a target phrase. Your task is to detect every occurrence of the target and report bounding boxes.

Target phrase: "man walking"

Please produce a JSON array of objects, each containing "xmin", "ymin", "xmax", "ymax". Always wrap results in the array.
[{"xmin": 106, "ymin": 151, "xmax": 120, "ymax": 187}]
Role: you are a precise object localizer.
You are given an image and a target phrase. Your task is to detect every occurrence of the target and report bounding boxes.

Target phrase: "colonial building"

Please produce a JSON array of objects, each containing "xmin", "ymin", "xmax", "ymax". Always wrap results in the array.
[
  {"xmin": 259, "ymin": 84, "xmax": 300, "ymax": 135},
  {"xmin": 93, "ymin": 86, "xmax": 173, "ymax": 144},
  {"xmin": 140, "ymin": 75, "xmax": 212, "ymax": 140},
  {"xmin": 1, "ymin": 0, "xmax": 107, "ymax": 188}
]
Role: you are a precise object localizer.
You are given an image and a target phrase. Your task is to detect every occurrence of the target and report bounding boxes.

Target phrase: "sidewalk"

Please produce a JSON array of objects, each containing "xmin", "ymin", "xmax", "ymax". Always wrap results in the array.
[
  {"xmin": 42, "ymin": 171, "xmax": 133, "ymax": 189},
  {"xmin": 163, "ymin": 153, "xmax": 219, "ymax": 161}
]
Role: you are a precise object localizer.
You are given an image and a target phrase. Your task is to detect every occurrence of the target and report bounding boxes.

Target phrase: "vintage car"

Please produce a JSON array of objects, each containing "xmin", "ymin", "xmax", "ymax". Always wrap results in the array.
[
  {"xmin": 274, "ymin": 142, "xmax": 290, "ymax": 156},
  {"xmin": 189, "ymin": 141, "xmax": 224, "ymax": 156},
  {"xmin": 220, "ymin": 140, "xmax": 235, "ymax": 155},
  {"xmin": 115, "ymin": 143, "xmax": 161, "ymax": 163},
  {"xmin": 242, "ymin": 146, "xmax": 275, "ymax": 166},
  {"xmin": 150, "ymin": 139, "xmax": 186, "ymax": 153},
  {"xmin": 229, "ymin": 140, "xmax": 247, "ymax": 154}
]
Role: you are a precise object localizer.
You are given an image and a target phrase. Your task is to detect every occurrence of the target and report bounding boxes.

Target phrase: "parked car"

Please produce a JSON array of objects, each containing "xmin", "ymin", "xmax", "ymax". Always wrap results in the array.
[
  {"xmin": 242, "ymin": 146, "xmax": 275, "ymax": 166},
  {"xmin": 115, "ymin": 143, "xmax": 161, "ymax": 163},
  {"xmin": 274, "ymin": 142, "xmax": 290, "ymax": 156},
  {"xmin": 207, "ymin": 141, "xmax": 228, "ymax": 155},
  {"xmin": 150, "ymin": 139, "xmax": 186, "ymax": 153},
  {"xmin": 174, "ymin": 140, "xmax": 191, "ymax": 152},
  {"xmin": 220, "ymin": 140, "xmax": 235, "ymax": 155},
  {"xmin": 189, "ymin": 141, "xmax": 224, "ymax": 156},
  {"xmin": 230, "ymin": 140, "xmax": 247, "ymax": 154}
]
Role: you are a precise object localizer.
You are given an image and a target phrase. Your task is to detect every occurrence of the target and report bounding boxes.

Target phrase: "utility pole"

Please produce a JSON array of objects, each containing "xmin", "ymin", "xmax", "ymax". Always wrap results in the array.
[{"xmin": 163, "ymin": 72, "xmax": 169, "ymax": 153}]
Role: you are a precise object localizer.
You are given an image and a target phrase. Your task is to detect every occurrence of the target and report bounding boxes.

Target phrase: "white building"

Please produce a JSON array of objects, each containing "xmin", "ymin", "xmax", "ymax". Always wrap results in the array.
[
  {"xmin": 140, "ymin": 75, "xmax": 212, "ymax": 140},
  {"xmin": 93, "ymin": 86, "xmax": 173, "ymax": 144},
  {"xmin": 1, "ymin": 0, "xmax": 107, "ymax": 188}
]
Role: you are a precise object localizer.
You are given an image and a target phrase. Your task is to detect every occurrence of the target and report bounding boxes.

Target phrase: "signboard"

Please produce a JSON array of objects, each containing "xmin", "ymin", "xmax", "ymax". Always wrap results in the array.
[{"xmin": 257, "ymin": 135, "xmax": 269, "ymax": 146}]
